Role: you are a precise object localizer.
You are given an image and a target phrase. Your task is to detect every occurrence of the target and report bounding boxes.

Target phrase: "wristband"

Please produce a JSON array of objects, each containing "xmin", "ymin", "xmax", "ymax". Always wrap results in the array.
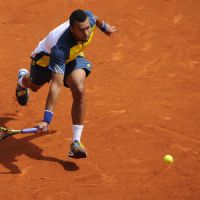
[
  {"xmin": 101, "ymin": 21, "xmax": 108, "ymax": 32},
  {"xmin": 43, "ymin": 110, "xmax": 54, "ymax": 124}
]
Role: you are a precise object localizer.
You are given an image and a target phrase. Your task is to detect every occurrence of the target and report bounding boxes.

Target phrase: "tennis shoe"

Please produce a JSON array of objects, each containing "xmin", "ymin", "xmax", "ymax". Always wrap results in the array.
[
  {"xmin": 68, "ymin": 140, "xmax": 87, "ymax": 158},
  {"xmin": 16, "ymin": 69, "xmax": 29, "ymax": 106}
]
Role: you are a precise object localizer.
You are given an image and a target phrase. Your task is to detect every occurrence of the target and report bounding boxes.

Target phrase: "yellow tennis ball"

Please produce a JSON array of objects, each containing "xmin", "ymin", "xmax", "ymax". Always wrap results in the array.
[{"xmin": 163, "ymin": 154, "xmax": 174, "ymax": 164}]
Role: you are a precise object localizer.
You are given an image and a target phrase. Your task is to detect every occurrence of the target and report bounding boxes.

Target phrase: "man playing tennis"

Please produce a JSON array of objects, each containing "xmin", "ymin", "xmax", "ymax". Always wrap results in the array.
[{"xmin": 16, "ymin": 9, "xmax": 116, "ymax": 158}]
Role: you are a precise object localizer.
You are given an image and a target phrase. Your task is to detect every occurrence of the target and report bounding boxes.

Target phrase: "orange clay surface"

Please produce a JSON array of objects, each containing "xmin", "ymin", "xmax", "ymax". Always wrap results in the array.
[{"xmin": 0, "ymin": 0, "xmax": 200, "ymax": 199}]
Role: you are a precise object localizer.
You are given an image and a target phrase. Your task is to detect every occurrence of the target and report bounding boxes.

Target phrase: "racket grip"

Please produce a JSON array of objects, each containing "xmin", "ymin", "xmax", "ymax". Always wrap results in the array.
[{"xmin": 21, "ymin": 128, "xmax": 38, "ymax": 133}]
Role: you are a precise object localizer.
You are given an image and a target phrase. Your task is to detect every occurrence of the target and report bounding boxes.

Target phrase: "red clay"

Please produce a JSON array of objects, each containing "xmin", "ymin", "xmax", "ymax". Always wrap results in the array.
[{"xmin": 0, "ymin": 0, "xmax": 200, "ymax": 199}]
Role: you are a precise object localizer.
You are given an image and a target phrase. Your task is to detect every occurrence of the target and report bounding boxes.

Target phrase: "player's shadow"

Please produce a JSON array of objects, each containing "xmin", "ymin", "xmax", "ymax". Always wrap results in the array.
[{"xmin": 0, "ymin": 116, "xmax": 79, "ymax": 174}]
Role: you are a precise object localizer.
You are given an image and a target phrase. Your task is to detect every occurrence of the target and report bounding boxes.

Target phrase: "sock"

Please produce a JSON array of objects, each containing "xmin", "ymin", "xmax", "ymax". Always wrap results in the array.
[
  {"xmin": 18, "ymin": 77, "xmax": 26, "ymax": 88},
  {"xmin": 72, "ymin": 125, "xmax": 84, "ymax": 142}
]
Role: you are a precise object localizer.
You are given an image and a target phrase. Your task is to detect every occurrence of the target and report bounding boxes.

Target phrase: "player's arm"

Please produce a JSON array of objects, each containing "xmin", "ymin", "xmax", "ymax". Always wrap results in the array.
[
  {"xmin": 36, "ymin": 72, "xmax": 63, "ymax": 132},
  {"xmin": 45, "ymin": 72, "xmax": 63, "ymax": 111},
  {"xmin": 95, "ymin": 16, "xmax": 116, "ymax": 36},
  {"xmin": 36, "ymin": 46, "xmax": 69, "ymax": 132}
]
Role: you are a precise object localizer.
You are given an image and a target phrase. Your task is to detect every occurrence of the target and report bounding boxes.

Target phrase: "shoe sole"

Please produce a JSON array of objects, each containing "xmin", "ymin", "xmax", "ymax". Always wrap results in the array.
[
  {"xmin": 16, "ymin": 85, "xmax": 29, "ymax": 106},
  {"xmin": 68, "ymin": 151, "xmax": 87, "ymax": 159}
]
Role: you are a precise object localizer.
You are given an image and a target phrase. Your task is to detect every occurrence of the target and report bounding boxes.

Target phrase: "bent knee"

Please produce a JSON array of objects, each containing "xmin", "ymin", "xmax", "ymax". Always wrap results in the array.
[
  {"xmin": 29, "ymin": 83, "xmax": 41, "ymax": 92},
  {"xmin": 31, "ymin": 87, "xmax": 39, "ymax": 92},
  {"xmin": 70, "ymin": 84, "xmax": 85, "ymax": 97}
]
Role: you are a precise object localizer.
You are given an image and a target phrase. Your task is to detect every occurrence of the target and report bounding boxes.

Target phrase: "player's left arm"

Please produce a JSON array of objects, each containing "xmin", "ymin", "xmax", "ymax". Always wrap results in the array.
[{"xmin": 95, "ymin": 16, "xmax": 116, "ymax": 36}]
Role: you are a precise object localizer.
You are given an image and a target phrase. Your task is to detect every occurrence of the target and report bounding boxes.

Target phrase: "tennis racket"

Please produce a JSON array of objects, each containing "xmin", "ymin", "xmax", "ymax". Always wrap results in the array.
[{"xmin": 0, "ymin": 127, "xmax": 38, "ymax": 140}]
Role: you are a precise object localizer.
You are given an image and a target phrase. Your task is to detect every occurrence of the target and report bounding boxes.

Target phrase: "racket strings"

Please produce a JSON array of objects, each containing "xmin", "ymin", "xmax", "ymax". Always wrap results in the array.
[
  {"xmin": 0, "ymin": 130, "xmax": 6, "ymax": 139},
  {"xmin": 0, "ymin": 128, "xmax": 13, "ymax": 140}
]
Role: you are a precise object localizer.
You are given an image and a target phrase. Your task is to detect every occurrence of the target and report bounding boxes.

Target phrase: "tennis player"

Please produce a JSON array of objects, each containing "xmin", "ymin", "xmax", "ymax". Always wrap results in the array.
[{"xmin": 16, "ymin": 9, "xmax": 116, "ymax": 158}]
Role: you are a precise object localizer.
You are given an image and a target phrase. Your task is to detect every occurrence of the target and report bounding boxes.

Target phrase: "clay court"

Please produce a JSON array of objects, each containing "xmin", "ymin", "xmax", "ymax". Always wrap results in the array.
[{"xmin": 0, "ymin": 0, "xmax": 200, "ymax": 199}]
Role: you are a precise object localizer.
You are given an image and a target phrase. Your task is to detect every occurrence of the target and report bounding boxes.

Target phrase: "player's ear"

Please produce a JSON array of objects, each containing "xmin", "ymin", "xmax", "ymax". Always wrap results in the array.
[{"xmin": 70, "ymin": 25, "xmax": 76, "ymax": 33}]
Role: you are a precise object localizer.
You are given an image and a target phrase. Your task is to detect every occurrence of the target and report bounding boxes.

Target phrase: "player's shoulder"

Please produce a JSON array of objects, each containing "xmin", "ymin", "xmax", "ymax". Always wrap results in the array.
[
  {"xmin": 84, "ymin": 10, "xmax": 96, "ymax": 26},
  {"xmin": 56, "ymin": 28, "xmax": 75, "ymax": 48},
  {"xmin": 51, "ymin": 44, "xmax": 70, "ymax": 62}
]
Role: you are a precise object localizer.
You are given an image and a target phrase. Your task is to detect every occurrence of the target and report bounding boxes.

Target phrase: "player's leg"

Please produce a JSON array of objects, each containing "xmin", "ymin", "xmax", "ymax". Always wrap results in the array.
[
  {"xmin": 18, "ymin": 72, "xmax": 41, "ymax": 92},
  {"xmin": 66, "ymin": 69, "xmax": 87, "ymax": 159},
  {"xmin": 66, "ymin": 68, "xmax": 86, "ymax": 125},
  {"xmin": 64, "ymin": 56, "xmax": 92, "ymax": 158},
  {"xmin": 16, "ymin": 53, "xmax": 52, "ymax": 106}
]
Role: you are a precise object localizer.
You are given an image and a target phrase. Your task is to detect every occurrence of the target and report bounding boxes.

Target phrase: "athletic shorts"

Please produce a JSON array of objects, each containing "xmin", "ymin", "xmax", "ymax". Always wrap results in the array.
[{"xmin": 30, "ymin": 52, "xmax": 92, "ymax": 87}]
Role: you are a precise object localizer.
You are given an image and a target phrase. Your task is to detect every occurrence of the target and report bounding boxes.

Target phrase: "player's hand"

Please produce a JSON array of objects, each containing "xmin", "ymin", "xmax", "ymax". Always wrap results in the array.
[
  {"xmin": 35, "ymin": 121, "xmax": 49, "ymax": 133},
  {"xmin": 104, "ymin": 24, "xmax": 116, "ymax": 36}
]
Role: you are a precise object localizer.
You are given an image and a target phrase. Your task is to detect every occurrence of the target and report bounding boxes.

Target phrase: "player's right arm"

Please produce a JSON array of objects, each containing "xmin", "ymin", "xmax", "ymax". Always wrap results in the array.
[{"xmin": 36, "ymin": 46, "xmax": 69, "ymax": 132}]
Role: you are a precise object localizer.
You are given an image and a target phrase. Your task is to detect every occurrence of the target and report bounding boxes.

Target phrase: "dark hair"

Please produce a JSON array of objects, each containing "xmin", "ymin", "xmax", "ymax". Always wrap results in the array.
[{"xmin": 69, "ymin": 9, "xmax": 87, "ymax": 27}]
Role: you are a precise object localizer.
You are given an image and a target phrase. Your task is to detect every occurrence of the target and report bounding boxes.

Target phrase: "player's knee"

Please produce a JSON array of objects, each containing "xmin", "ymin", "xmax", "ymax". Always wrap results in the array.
[
  {"xmin": 31, "ymin": 87, "xmax": 39, "ymax": 92},
  {"xmin": 29, "ymin": 84, "xmax": 41, "ymax": 92},
  {"xmin": 71, "ymin": 83, "xmax": 85, "ymax": 99}
]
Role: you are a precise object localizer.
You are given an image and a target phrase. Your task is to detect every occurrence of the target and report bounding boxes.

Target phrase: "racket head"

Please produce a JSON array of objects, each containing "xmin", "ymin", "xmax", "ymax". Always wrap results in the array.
[{"xmin": 0, "ymin": 127, "xmax": 21, "ymax": 140}]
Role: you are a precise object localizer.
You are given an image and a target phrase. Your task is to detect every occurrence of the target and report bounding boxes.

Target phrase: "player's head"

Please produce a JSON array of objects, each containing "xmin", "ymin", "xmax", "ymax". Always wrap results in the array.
[{"xmin": 69, "ymin": 9, "xmax": 91, "ymax": 43}]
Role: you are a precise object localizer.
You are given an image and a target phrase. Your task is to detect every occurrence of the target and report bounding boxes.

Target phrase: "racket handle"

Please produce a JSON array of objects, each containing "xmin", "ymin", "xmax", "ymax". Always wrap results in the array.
[{"xmin": 21, "ymin": 128, "xmax": 38, "ymax": 133}]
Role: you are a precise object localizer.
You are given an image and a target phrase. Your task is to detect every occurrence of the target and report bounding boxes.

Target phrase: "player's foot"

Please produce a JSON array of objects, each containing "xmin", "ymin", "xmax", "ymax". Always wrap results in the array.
[
  {"xmin": 16, "ymin": 68, "xmax": 29, "ymax": 106},
  {"xmin": 68, "ymin": 140, "xmax": 87, "ymax": 158}
]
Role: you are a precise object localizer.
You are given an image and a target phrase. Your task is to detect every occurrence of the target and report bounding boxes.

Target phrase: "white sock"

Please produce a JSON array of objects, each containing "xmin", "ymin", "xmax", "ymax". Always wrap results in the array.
[
  {"xmin": 72, "ymin": 125, "xmax": 84, "ymax": 142},
  {"xmin": 18, "ymin": 77, "xmax": 26, "ymax": 88}
]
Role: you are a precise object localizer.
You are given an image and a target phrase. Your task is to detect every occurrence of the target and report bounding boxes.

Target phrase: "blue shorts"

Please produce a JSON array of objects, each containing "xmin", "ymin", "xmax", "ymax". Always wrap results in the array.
[
  {"xmin": 64, "ymin": 56, "xmax": 92, "ymax": 87},
  {"xmin": 30, "ymin": 53, "xmax": 92, "ymax": 87}
]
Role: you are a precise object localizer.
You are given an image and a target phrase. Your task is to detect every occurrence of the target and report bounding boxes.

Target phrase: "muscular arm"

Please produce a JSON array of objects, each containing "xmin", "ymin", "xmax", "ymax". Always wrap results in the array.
[
  {"xmin": 45, "ymin": 45, "xmax": 69, "ymax": 111},
  {"xmin": 45, "ymin": 72, "xmax": 63, "ymax": 111},
  {"xmin": 36, "ymin": 72, "xmax": 63, "ymax": 132},
  {"xmin": 36, "ymin": 46, "xmax": 68, "ymax": 132}
]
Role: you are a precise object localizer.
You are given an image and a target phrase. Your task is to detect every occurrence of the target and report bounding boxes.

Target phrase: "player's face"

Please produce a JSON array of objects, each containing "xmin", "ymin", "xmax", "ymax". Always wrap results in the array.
[{"xmin": 70, "ymin": 18, "xmax": 91, "ymax": 43}]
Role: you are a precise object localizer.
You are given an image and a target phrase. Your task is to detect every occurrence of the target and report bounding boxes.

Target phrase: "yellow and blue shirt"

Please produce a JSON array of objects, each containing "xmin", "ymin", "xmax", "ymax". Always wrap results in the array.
[{"xmin": 31, "ymin": 10, "xmax": 96, "ymax": 74}]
